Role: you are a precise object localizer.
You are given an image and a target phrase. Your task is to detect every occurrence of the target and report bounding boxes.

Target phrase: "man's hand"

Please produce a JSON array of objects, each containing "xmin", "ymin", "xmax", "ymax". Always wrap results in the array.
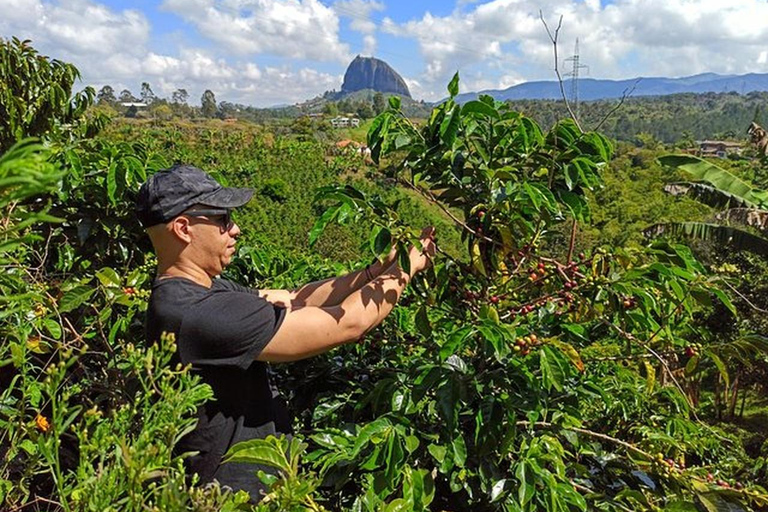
[{"xmin": 408, "ymin": 226, "xmax": 436, "ymax": 276}]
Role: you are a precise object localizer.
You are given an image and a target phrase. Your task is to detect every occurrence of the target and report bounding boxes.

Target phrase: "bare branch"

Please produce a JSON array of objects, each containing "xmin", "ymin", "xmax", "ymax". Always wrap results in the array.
[
  {"xmin": 539, "ymin": 12, "xmax": 583, "ymax": 132},
  {"xmin": 592, "ymin": 80, "xmax": 639, "ymax": 133}
]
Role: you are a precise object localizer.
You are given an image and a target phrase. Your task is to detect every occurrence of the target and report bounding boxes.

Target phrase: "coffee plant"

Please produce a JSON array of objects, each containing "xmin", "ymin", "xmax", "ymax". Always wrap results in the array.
[
  {"xmin": 3, "ymin": 40, "xmax": 768, "ymax": 512},
  {"xmin": 229, "ymin": 75, "xmax": 768, "ymax": 511}
]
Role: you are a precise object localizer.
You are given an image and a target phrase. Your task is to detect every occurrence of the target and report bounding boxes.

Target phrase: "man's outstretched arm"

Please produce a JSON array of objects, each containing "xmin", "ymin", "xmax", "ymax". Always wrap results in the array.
[
  {"xmin": 258, "ymin": 246, "xmax": 399, "ymax": 308},
  {"xmin": 256, "ymin": 228, "xmax": 435, "ymax": 362}
]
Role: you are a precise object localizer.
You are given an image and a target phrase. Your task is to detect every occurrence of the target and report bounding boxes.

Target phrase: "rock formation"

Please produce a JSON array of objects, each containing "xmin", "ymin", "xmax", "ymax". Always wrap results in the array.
[{"xmin": 341, "ymin": 56, "xmax": 411, "ymax": 98}]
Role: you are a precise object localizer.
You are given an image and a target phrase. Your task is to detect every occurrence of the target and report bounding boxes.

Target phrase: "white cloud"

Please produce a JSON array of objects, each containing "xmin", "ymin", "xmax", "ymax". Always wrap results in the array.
[
  {"xmin": 160, "ymin": 0, "xmax": 350, "ymax": 62},
  {"xmin": 95, "ymin": 51, "xmax": 341, "ymax": 107},
  {"xmin": 383, "ymin": 0, "xmax": 768, "ymax": 99},
  {"xmin": 0, "ymin": 0, "xmax": 149, "ymax": 58},
  {"xmin": 333, "ymin": 0, "xmax": 384, "ymax": 55},
  {"xmin": 0, "ymin": 0, "xmax": 343, "ymax": 106},
  {"xmin": 4, "ymin": 0, "xmax": 768, "ymax": 107}
]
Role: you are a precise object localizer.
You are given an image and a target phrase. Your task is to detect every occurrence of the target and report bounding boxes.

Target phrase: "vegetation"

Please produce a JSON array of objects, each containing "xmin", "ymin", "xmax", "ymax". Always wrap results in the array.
[{"xmin": 2, "ymin": 39, "xmax": 768, "ymax": 511}]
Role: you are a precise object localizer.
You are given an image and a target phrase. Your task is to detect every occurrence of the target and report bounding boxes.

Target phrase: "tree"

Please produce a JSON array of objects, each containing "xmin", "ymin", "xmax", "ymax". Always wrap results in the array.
[
  {"xmin": 140, "ymin": 82, "xmax": 155, "ymax": 105},
  {"xmin": 151, "ymin": 103, "xmax": 173, "ymax": 121},
  {"xmin": 322, "ymin": 102, "xmax": 339, "ymax": 116},
  {"xmin": 119, "ymin": 89, "xmax": 137, "ymax": 103},
  {"xmin": 356, "ymin": 102, "xmax": 374, "ymax": 120},
  {"xmin": 201, "ymin": 89, "xmax": 217, "ymax": 118},
  {"xmin": 171, "ymin": 88, "xmax": 188, "ymax": 105},
  {"xmin": 373, "ymin": 92, "xmax": 386, "ymax": 114},
  {"xmin": 97, "ymin": 85, "xmax": 116, "ymax": 106},
  {"xmin": 0, "ymin": 37, "xmax": 101, "ymax": 152}
]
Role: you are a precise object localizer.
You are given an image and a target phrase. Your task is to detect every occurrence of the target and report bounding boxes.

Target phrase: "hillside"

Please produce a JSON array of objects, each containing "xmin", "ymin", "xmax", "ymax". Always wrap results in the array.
[{"xmin": 453, "ymin": 72, "xmax": 768, "ymax": 103}]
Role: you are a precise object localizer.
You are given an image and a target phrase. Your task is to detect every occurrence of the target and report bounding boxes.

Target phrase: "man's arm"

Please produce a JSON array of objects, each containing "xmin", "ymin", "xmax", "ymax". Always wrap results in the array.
[
  {"xmin": 259, "ymin": 247, "xmax": 398, "ymax": 308},
  {"xmin": 257, "ymin": 228, "xmax": 435, "ymax": 363}
]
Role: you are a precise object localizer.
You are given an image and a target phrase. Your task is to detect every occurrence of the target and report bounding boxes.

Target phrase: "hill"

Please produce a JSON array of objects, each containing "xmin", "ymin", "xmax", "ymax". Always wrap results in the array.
[{"xmin": 453, "ymin": 72, "xmax": 768, "ymax": 103}]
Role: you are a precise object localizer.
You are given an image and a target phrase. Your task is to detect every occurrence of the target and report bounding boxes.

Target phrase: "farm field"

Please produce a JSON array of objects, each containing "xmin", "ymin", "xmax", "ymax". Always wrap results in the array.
[{"xmin": 2, "ymin": 38, "xmax": 768, "ymax": 512}]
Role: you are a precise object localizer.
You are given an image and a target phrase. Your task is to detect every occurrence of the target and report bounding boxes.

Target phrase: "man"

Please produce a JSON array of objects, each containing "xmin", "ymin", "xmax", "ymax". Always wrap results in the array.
[{"xmin": 135, "ymin": 164, "xmax": 435, "ymax": 500}]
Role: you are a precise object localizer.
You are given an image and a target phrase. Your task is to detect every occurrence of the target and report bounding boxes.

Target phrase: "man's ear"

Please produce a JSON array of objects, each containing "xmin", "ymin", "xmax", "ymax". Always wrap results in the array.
[{"xmin": 170, "ymin": 216, "xmax": 193, "ymax": 243}]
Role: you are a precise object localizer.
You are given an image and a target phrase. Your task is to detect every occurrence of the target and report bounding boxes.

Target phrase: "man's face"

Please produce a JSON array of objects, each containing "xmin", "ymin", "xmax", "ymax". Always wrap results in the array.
[{"xmin": 182, "ymin": 209, "xmax": 241, "ymax": 276}]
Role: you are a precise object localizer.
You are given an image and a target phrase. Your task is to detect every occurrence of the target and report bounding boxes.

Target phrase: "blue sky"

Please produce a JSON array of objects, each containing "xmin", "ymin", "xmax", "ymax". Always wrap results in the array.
[{"xmin": 3, "ymin": 0, "xmax": 768, "ymax": 107}]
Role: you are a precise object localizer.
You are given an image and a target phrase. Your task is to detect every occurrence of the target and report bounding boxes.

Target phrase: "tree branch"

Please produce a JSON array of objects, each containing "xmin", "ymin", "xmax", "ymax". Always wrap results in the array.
[{"xmin": 539, "ymin": 12, "xmax": 583, "ymax": 132}]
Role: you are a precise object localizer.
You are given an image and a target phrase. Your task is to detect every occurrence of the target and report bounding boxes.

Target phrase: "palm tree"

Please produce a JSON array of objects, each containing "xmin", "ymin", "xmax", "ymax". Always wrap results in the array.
[{"xmin": 645, "ymin": 154, "xmax": 768, "ymax": 257}]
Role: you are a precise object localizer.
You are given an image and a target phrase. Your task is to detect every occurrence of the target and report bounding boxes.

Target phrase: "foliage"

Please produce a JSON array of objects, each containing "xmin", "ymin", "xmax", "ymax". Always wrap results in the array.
[
  {"xmin": 4, "ymin": 41, "xmax": 768, "ymax": 512},
  {"xmin": 649, "ymin": 154, "xmax": 768, "ymax": 257},
  {"xmin": 0, "ymin": 138, "xmax": 236, "ymax": 510},
  {"xmin": 230, "ymin": 75, "xmax": 768, "ymax": 511},
  {"xmin": 507, "ymin": 91, "xmax": 768, "ymax": 145},
  {"xmin": 0, "ymin": 37, "xmax": 106, "ymax": 152},
  {"xmin": 0, "ymin": 45, "xmax": 243, "ymax": 510}
]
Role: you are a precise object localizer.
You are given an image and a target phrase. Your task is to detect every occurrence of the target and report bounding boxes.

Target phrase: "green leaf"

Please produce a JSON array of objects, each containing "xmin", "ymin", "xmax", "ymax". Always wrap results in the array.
[
  {"xmin": 663, "ymin": 182, "xmax": 757, "ymax": 210},
  {"xmin": 42, "ymin": 319, "xmax": 62, "ymax": 339},
  {"xmin": 96, "ymin": 267, "xmax": 121, "ymax": 287},
  {"xmin": 106, "ymin": 161, "xmax": 117, "ymax": 206},
  {"xmin": 58, "ymin": 285, "xmax": 94, "ymax": 313},
  {"xmin": 371, "ymin": 226, "xmax": 392, "ymax": 259},
  {"xmin": 657, "ymin": 154, "xmax": 763, "ymax": 207},
  {"xmin": 461, "ymin": 100, "xmax": 499, "ymax": 119},
  {"xmin": 384, "ymin": 499, "xmax": 410, "ymax": 512},
  {"xmin": 644, "ymin": 222, "xmax": 768, "ymax": 258},
  {"xmin": 353, "ymin": 418, "xmax": 393, "ymax": 455},
  {"xmin": 388, "ymin": 95, "xmax": 401, "ymax": 110},
  {"xmin": 308, "ymin": 205, "xmax": 339, "ymax": 247},
  {"xmin": 415, "ymin": 305, "xmax": 431, "ymax": 338},
  {"xmin": 439, "ymin": 106, "xmax": 460, "ymax": 147},
  {"xmin": 710, "ymin": 287, "xmax": 737, "ymax": 316},
  {"xmin": 705, "ymin": 349, "xmax": 730, "ymax": 388},
  {"xmin": 224, "ymin": 436, "xmax": 291, "ymax": 474},
  {"xmin": 515, "ymin": 462, "xmax": 534, "ymax": 506},
  {"xmin": 665, "ymin": 500, "xmax": 700, "ymax": 511},
  {"xmin": 490, "ymin": 479, "xmax": 506, "ymax": 502},
  {"xmin": 397, "ymin": 245, "xmax": 411, "ymax": 276},
  {"xmin": 451, "ymin": 434, "xmax": 467, "ymax": 467},
  {"xmin": 427, "ymin": 443, "xmax": 447, "ymax": 464},
  {"xmin": 447, "ymin": 72, "xmax": 460, "ymax": 97},
  {"xmin": 539, "ymin": 346, "xmax": 565, "ymax": 392}
]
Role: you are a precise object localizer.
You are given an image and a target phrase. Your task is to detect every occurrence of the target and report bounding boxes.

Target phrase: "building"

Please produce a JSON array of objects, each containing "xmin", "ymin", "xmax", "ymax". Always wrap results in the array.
[
  {"xmin": 331, "ymin": 116, "xmax": 360, "ymax": 128},
  {"xmin": 698, "ymin": 140, "xmax": 743, "ymax": 158}
]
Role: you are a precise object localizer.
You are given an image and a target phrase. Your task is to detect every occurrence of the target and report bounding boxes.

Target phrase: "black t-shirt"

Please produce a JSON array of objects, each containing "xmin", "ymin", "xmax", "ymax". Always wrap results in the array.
[{"xmin": 145, "ymin": 276, "xmax": 289, "ymax": 500}]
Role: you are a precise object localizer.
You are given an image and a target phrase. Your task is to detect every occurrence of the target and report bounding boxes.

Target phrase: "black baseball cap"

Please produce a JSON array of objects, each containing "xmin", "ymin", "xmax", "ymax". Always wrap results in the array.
[{"xmin": 136, "ymin": 164, "xmax": 253, "ymax": 227}]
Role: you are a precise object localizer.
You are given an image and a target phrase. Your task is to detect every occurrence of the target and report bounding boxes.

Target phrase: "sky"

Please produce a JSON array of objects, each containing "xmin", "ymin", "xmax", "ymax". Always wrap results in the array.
[{"xmin": 3, "ymin": 0, "xmax": 768, "ymax": 108}]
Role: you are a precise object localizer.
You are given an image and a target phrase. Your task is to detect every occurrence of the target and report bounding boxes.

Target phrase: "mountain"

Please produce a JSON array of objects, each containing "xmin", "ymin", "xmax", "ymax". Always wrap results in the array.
[
  {"xmin": 452, "ymin": 72, "xmax": 768, "ymax": 103},
  {"xmin": 341, "ymin": 56, "xmax": 411, "ymax": 98}
]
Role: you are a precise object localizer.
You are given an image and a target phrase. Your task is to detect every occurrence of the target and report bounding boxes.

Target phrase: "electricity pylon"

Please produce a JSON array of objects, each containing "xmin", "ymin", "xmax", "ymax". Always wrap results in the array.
[{"xmin": 564, "ymin": 38, "xmax": 589, "ymax": 120}]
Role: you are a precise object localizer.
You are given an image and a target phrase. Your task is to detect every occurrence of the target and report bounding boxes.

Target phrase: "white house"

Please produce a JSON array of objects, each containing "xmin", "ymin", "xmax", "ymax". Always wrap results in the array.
[{"xmin": 331, "ymin": 116, "xmax": 360, "ymax": 128}]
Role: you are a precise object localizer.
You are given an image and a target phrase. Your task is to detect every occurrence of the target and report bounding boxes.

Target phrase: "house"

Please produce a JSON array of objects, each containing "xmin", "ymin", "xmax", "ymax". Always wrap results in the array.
[
  {"xmin": 331, "ymin": 116, "xmax": 361, "ymax": 128},
  {"xmin": 333, "ymin": 139, "xmax": 371, "ymax": 160},
  {"xmin": 698, "ymin": 140, "xmax": 743, "ymax": 158}
]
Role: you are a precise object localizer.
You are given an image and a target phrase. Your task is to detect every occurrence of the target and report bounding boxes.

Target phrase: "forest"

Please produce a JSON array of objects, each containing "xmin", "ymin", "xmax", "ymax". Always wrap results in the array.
[{"xmin": 2, "ymin": 37, "xmax": 768, "ymax": 511}]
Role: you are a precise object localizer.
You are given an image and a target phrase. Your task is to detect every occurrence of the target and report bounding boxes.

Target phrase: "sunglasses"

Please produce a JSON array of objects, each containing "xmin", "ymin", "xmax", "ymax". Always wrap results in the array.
[{"xmin": 183, "ymin": 208, "xmax": 233, "ymax": 230}]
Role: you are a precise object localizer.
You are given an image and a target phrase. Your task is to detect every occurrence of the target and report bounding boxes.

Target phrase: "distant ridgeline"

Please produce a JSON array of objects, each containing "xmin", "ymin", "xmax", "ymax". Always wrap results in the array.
[
  {"xmin": 340, "ymin": 56, "xmax": 411, "ymax": 98},
  {"xmin": 452, "ymin": 72, "xmax": 768, "ymax": 103}
]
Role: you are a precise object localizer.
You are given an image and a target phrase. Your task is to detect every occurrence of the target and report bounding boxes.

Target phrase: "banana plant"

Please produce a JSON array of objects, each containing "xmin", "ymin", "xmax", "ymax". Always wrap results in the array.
[{"xmin": 646, "ymin": 154, "xmax": 768, "ymax": 257}]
